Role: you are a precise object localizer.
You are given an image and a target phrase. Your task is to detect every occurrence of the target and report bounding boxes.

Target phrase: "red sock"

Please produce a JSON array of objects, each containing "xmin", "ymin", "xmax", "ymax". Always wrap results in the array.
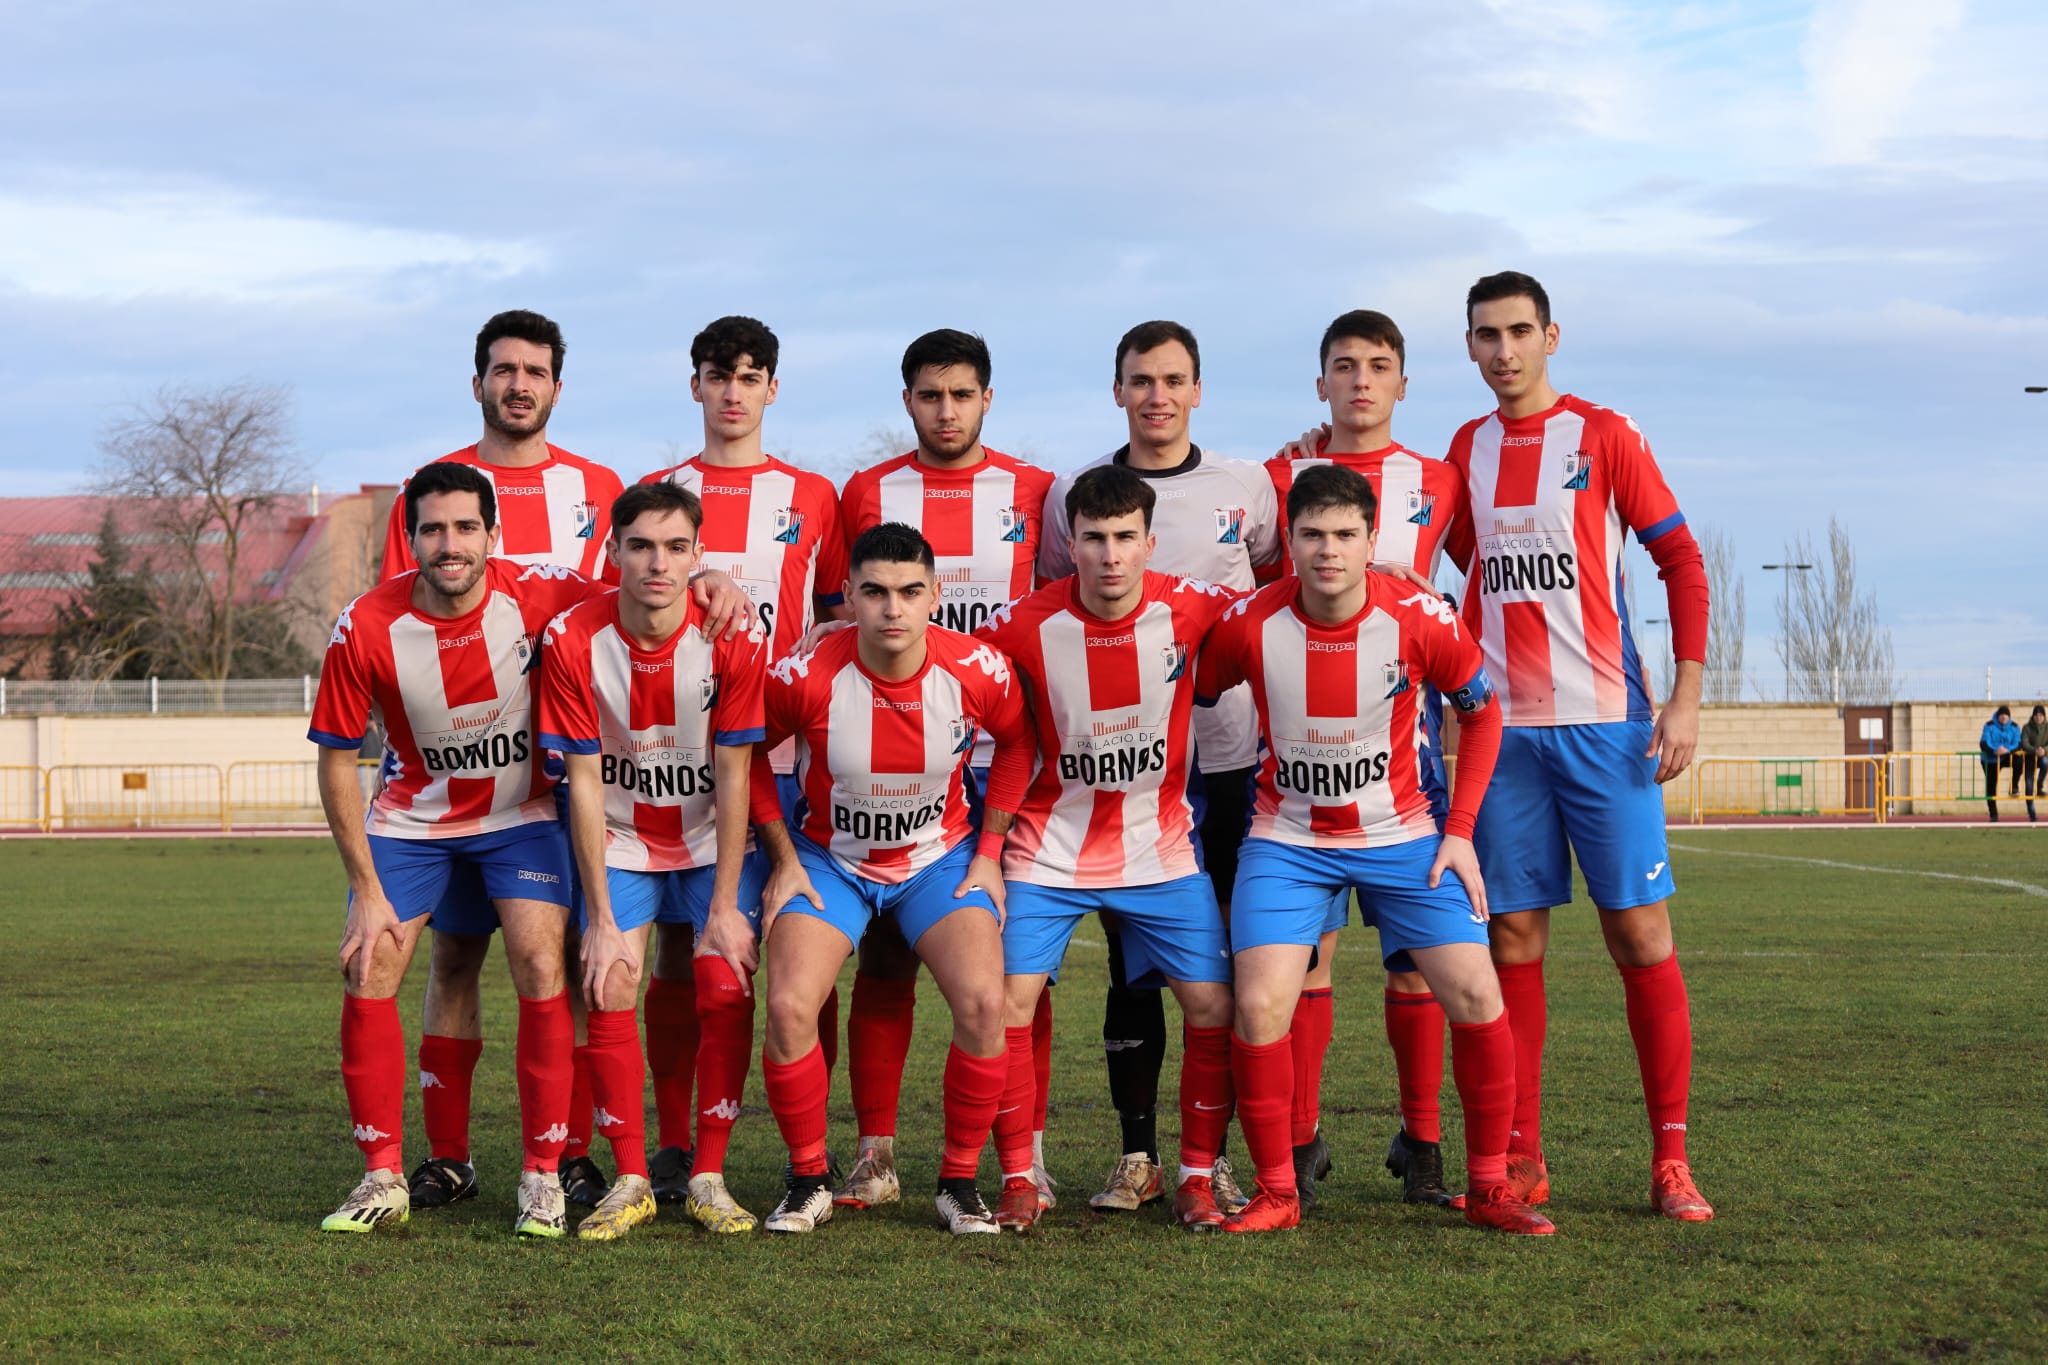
[
  {"xmin": 1450, "ymin": 1012, "xmax": 1516, "ymax": 1191},
  {"xmin": 1494, "ymin": 959, "xmax": 1547, "ymax": 1159},
  {"xmin": 515, "ymin": 992, "xmax": 573, "ymax": 1173},
  {"xmin": 1230, "ymin": 1032, "xmax": 1296, "ymax": 1199},
  {"xmin": 1289, "ymin": 989, "xmax": 1335, "ymax": 1146},
  {"xmin": 939, "ymin": 1044, "xmax": 1006, "ymax": 1180},
  {"xmin": 585, "ymin": 1008, "xmax": 647, "ymax": 1179},
  {"xmin": 848, "ymin": 971, "xmax": 916, "ymax": 1138},
  {"xmin": 418, "ymin": 1034, "xmax": 482, "ymax": 1163},
  {"xmin": 994, "ymin": 1025, "xmax": 1036, "ymax": 1176},
  {"xmin": 1179, "ymin": 1024, "xmax": 1234, "ymax": 1170},
  {"xmin": 1383, "ymin": 988, "xmax": 1446, "ymax": 1145},
  {"xmin": 1619, "ymin": 952, "xmax": 1693, "ymax": 1163},
  {"xmin": 565, "ymin": 1043, "xmax": 595, "ymax": 1159},
  {"xmin": 340, "ymin": 995, "xmax": 404, "ymax": 1172},
  {"xmin": 818, "ymin": 985, "xmax": 841, "ymax": 1076},
  {"xmin": 692, "ymin": 954, "xmax": 756, "ymax": 1176},
  {"xmin": 644, "ymin": 973, "xmax": 699, "ymax": 1151},
  {"xmin": 762, "ymin": 1042, "xmax": 831, "ymax": 1176},
  {"xmin": 1031, "ymin": 986, "xmax": 1053, "ymax": 1132}
]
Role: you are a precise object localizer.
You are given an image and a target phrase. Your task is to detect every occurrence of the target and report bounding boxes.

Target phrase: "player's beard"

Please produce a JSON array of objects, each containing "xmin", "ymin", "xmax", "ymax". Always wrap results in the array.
[
  {"xmin": 916, "ymin": 411, "xmax": 983, "ymax": 465},
  {"xmin": 482, "ymin": 390, "xmax": 553, "ymax": 439},
  {"xmin": 421, "ymin": 553, "xmax": 487, "ymax": 606}
]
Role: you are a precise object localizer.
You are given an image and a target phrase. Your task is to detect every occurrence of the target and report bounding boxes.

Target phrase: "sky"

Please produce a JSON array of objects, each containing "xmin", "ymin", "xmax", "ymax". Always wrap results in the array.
[{"xmin": 4, "ymin": 0, "xmax": 2043, "ymax": 700}]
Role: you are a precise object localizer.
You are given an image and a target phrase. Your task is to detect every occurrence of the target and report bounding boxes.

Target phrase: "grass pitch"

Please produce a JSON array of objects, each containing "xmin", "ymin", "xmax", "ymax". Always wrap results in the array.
[{"xmin": 1, "ymin": 829, "xmax": 2044, "ymax": 1362}]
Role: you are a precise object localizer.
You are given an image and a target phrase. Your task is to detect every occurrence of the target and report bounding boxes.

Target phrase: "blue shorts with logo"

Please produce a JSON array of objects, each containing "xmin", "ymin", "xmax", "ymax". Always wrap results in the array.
[
  {"xmin": 773, "ymin": 834, "xmax": 997, "ymax": 951},
  {"xmin": 1230, "ymin": 836, "xmax": 1486, "ymax": 973},
  {"xmin": 1004, "ymin": 875, "xmax": 1232, "ymax": 989},
  {"xmin": 362, "ymin": 822, "xmax": 574, "ymax": 924},
  {"xmin": 1473, "ymin": 719, "xmax": 1676, "ymax": 914},
  {"xmin": 577, "ymin": 852, "xmax": 771, "ymax": 936}
]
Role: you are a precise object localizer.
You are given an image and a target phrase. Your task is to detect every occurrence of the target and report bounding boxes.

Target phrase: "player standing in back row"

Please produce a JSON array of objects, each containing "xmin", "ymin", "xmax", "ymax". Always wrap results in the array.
[{"xmin": 1443, "ymin": 271, "xmax": 1713, "ymax": 1221}]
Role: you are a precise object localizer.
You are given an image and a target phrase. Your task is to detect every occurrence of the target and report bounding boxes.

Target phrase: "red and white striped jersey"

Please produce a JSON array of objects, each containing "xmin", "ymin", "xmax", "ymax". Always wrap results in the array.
[
  {"xmin": 535, "ymin": 592, "xmax": 769, "ymax": 872},
  {"xmin": 1445, "ymin": 395, "xmax": 1692, "ymax": 728},
  {"xmin": 838, "ymin": 449, "xmax": 1055, "ymax": 637},
  {"xmin": 977, "ymin": 572, "xmax": 1240, "ymax": 889},
  {"xmin": 1194, "ymin": 575, "xmax": 1495, "ymax": 847},
  {"xmin": 311, "ymin": 560, "xmax": 595, "ymax": 839},
  {"xmin": 380, "ymin": 445, "xmax": 624, "ymax": 583},
  {"xmin": 1263, "ymin": 442, "xmax": 1467, "ymax": 581},
  {"xmin": 753, "ymin": 626, "xmax": 1032, "ymax": 884}
]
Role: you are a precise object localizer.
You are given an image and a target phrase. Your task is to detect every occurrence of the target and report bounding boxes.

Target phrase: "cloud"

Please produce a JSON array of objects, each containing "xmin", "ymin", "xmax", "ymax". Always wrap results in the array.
[{"xmin": 1804, "ymin": 0, "xmax": 1966, "ymax": 164}]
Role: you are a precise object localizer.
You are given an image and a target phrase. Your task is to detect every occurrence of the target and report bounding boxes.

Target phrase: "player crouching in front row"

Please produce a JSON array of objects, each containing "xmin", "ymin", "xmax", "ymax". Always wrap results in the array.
[
  {"xmin": 1195, "ymin": 463, "xmax": 1552, "ymax": 1235},
  {"xmin": 751, "ymin": 523, "xmax": 1036, "ymax": 1235}
]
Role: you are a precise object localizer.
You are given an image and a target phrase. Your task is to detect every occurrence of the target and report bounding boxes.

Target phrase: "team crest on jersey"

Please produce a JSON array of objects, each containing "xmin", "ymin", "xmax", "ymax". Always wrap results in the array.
[
  {"xmin": 948, "ymin": 717, "xmax": 977, "ymax": 755},
  {"xmin": 1163, "ymin": 641, "xmax": 1187, "ymax": 683},
  {"xmin": 1406, "ymin": 491, "xmax": 1436, "ymax": 526},
  {"xmin": 1562, "ymin": 449, "xmax": 1593, "ymax": 491},
  {"xmin": 1214, "ymin": 507, "xmax": 1246, "ymax": 544},
  {"xmin": 773, "ymin": 507, "xmax": 804, "ymax": 545},
  {"xmin": 1382, "ymin": 660, "xmax": 1410, "ymax": 699},
  {"xmin": 997, "ymin": 506, "xmax": 1028, "ymax": 543},
  {"xmin": 572, "ymin": 500, "xmax": 600, "ymax": 539},
  {"xmin": 699, "ymin": 673, "xmax": 720, "ymax": 712}
]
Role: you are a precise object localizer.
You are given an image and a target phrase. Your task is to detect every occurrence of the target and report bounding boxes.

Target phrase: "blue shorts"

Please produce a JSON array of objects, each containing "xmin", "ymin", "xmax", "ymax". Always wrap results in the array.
[
  {"xmin": 773, "ymin": 834, "xmax": 997, "ymax": 951},
  {"xmin": 776, "ymin": 773, "xmax": 804, "ymax": 827},
  {"xmin": 363, "ymin": 822, "xmax": 574, "ymax": 924},
  {"xmin": 578, "ymin": 853, "xmax": 770, "ymax": 935},
  {"xmin": 1472, "ymin": 720, "xmax": 1676, "ymax": 914},
  {"xmin": 1230, "ymin": 836, "xmax": 1486, "ymax": 972},
  {"xmin": 1004, "ymin": 876, "xmax": 1232, "ymax": 988}
]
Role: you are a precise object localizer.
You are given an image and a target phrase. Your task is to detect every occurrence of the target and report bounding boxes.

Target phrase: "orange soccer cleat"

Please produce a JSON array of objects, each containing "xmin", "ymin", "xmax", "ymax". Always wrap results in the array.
[
  {"xmin": 1172, "ymin": 1175, "xmax": 1226, "ymax": 1233},
  {"xmin": 1466, "ymin": 1184, "xmax": 1556, "ymax": 1236},
  {"xmin": 1650, "ymin": 1160, "xmax": 1715, "ymax": 1222},
  {"xmin": 1221, "ymin": 1190, "xmax": 1301, "ymax": 1235},
  {"xmin": 1505, "ymin": 1152, "xmax": 1550, "ymax": 1206},
  {"xmin": 995, "ymin": 1176, "xmax": 1042, "ymax": 1233}
]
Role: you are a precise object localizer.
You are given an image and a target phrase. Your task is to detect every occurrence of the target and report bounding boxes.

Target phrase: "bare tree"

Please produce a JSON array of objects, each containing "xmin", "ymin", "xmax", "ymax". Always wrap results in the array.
[
  {"xmin": 1698, "ymin": 525, "xmax": 1747, "ymax": 702},
  {"xmin": 93, "ymin": 383, "xmax": 313, "ymax": 679},
  {"xmin": 1774, "ymin": 518, "xmax": 1897, "ymax": 704}
]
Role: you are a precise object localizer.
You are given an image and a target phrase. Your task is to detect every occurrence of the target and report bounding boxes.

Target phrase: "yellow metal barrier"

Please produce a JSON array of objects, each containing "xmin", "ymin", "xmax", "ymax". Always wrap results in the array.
[
  {"xmin": 1883, "ymin": 751, "xmax": 2014, "ymax": 817},
  {"xmin": 0, "ymin": 766, "xmax": 44, "ymax": 830},
  {"xmin": 43, "ymin": 764, "xmax": 227, "ymax": 831},
  {"xmin": 1690, "ymin": 755, "xmax": 1884, "ymax": 823},
  {"xmin": 226, "ymin": 760, "xmax": 329, "ymax": 828}
]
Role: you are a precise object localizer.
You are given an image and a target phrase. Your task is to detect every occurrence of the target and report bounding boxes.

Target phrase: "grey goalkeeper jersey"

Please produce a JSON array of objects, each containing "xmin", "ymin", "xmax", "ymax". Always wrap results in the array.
[{"xmin": 1039, "ymin": 444, "xmax": 1282, "ymax": 772}]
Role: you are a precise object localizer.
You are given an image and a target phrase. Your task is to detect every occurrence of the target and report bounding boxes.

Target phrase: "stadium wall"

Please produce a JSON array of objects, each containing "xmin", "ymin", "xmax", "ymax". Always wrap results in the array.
[{"xmin": 0, "ymin": 715, "xmax": 314, "ymax": 768}]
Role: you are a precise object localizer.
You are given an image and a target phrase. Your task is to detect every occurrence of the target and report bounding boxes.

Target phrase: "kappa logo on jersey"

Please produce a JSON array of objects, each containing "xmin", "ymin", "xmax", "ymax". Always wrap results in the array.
[
  {"xmin": 1562, "ymin": 449, "xmax": 1593, "ymax": 491},
  {"xmin": 1452, "ymin": 669, "xmax": 1496, "ymax": 713},
  {"xmin": 959, "ymin": 642, "xmax": 1011, "ymax": 683},
  {"xmin": 328, "ymin": 601, "xmax": 356, "ymax": 647},
  {"xmin": 572, "ymin": 500, "xmax": 600, "ymax": 539},
  {"xmin": 1221, "ymin": 596, "xmax": 1253, "ymax": 621},
  {"xmin": 519, "ymin": 563, "xmax": 579, "ymax": 582},
  {"xmin": 1163, "ymin": 640, "xmax": 1188, "ymax": 683},
  {"xmin": 997, "ymin": 505, "xmax": 1028, "ymax": 543},
  {"xmin": 771, "ymin": 652, "xmax": 812, "ymax": 683},
  {"xmin": 1173, "ymin": 576, "xmax": 1233, "ymax": 599},
  {"xmin": 948, "ymin": 717, "xmax": 977, "ymax": 755},
  {"xmin": 1383, "ymin": 660, "xmax": 1410, "ymax": 699},
  {"xmin": 699, "ymin": 673, "xmax": 720, "ymax": 712},
  {"xmin": 1406, "ymin": 490, "xmax": 1437, "ymax": 526},
  {"xmin": 1214, "ymin": 507, "xmax": 1246, "ymax": 544},
  {"xmin": 1399, "ymin": 591, "xmax": 1462, "ymax": 636},
  {"xmin": 772, "ymin": 506, "xmax": 804, "ymax": 545}
]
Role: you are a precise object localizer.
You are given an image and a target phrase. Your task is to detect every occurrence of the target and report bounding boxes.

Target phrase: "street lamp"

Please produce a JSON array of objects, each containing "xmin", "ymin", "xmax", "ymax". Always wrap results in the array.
[{"xmin": 1763, "ymin": 563, "xmax": 1814, "ymax": 700}]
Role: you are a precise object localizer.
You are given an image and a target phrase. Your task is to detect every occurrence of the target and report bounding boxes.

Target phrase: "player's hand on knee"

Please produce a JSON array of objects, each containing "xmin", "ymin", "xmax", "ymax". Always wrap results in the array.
[
  {"xmin": 760, "ymin": 860, "xmax": 824, "ymax": 940},
  {"xmin": 1430, "ymin": 835, "xmax": 1489, "ymax": 923},
  {"xmin": 956, "ymin": 854, "xmax": 1007, "ymax": 931},
  {"xmin": 580, "ymin": 920, "xmax": 639, "ymax": 1010},
  {"xmin": 696, "ymin": 902, "xmax": 759, "ymax": 991},
  {"xmin": 339, "ymin": 890, "xmax": 402, "ymax": 992}
]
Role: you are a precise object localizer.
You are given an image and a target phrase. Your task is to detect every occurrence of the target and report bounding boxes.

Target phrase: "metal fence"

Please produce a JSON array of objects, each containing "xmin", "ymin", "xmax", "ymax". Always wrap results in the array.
[
  {"xmin": 13, "ymin": 760, "xmax": 376, "ymax": 832},
  {"xmin": 1690, "ymin": 756, "xmax": 1884, "ymax": 821},
  {"xmin": 0, "ymin": 677, "xmax": 316, "ymax": 716}
]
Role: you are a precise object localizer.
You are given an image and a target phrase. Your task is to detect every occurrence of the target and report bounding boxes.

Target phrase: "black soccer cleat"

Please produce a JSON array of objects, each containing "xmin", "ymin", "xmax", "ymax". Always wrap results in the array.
[
  {"xmin": 406, "ymin": 1156, "xmax": 477, "ymax": 1209},
  {"xmin": 1291, "ymin": 1130, "xmax": 1333, "ymax": 1208},
  {"xmin": 558, "ymin": 1154, "xmax": 610, "ymax": 1209},
  {"xmin": 649, "ymin": 1145, "xmax": 695, "ymax": 1205},
  {"xmin": 1386, "ymin": 1130, "xmax": 1458, "ymax": 1208}
]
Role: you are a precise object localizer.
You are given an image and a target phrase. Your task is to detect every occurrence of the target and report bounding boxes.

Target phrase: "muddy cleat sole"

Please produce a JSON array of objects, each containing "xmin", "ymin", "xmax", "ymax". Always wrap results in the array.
[
  {"xmin": 406, "ymin": 1157, "xmax": 477, "ymax": 1210},
  {"xmin": 1173, "ymin": 1174, "xmax": 1226, "ymax": 1232},
  {"xmin": 514, "ymin": 1170, "xmax": 568, "ymax": 1238},
  {"xmin": 1222, "ymin": 1190, "xmax": 1301, "ymax": 1234},
  {"xmin": 995, "ymin": 1176, "xmax": 1041, "ymax": 1233},
  {"xmin": 833, "ymin": 1137, "xmax": 901, "ymax": 1209},
  {"xmin": 1467, "ymin": 1183, "xmax": 1556, "ymax": 1236},
  {"xmin": 577, "ymin": 1174, "xmax": 656, "ymax": 1241},
  {"xmin": 936, "ymin": 1179, "xmax": 1000, "ymax": 1235},
  {"xmin": 558, "ymin": 1155, "xmax": 609, "ymax": 1210},
  {"xmin": 1089, "ymin": 1152, "xmax": 1165, "ymax": 1211},
  {"xmin": 1506, "ymin": 1152, "xmax": 1550, "ymax": 1206},
  {"xmin": 1210, "ymin": 1155, "xmax": 1250, "ymax": 1213},
  {"xmin": 684, "ymin": 1172, "xmax": 757, "ymax": 1234},
  {"xmin": 648, "ymin": 1145, "xmax": 694, "ymax": 1205},
  {"xmin": 765, "ymin": 1174, "xmax": 835, "ymax": 1234},
  {"xmin": 1651, "ymin": 1159, "xmax": 1715, "ymax": 1222},
  {"xmin": 321, "ymin": 1169, "xmax": 409, "ymax": 1233}
]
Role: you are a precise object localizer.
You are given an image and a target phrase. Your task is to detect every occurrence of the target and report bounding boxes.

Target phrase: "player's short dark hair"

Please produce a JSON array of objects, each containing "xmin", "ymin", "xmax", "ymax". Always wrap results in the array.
[
  {"xmin": 849, "ymin": 521, "xmax": 936, "ymax": 578},
  {"xmin": 405, "ymin": 461, "xmax": 498, "ymax": 536},
  {"xmin": 901, "ymin": 329, "xmax": 991, "ymax": 390},
  {"xmin": 1466, "ymin": 271, "xmax": 1552, "ymax": 329},
  {"xmin": 1115, "ymin": 320, "xmax": 1200, "ymax": 383},
  {"xmin": 1065, "ymin": 465, "xmax": 1156, "ymax": 532},
  {"xmin": 1320, "ymin": 309, "xmax": 1406, "ymax": 371},
  {"xmin": 610, "ymin": 481, "xmax": 703, "ymax": 539},
  {"xmin": 1287, "ymin": 463, "xmax": 1377, "ymax": 534},
  {"xmin": 475, "ymin": 310, "xmax": 565, "ymax": 381},
  {"xmin": 691, "ymin": 315, "xmax": 779, "ymax": 377}
]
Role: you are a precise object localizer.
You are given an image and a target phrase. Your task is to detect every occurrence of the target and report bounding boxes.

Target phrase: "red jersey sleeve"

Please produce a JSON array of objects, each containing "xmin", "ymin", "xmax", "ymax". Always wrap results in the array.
[
  {"xmin": 713, "ymin": 623, "xmax": 770, "ymax": 747},
  {"xmin": 1257, "ymin": 454, "xmax": 1293, "ymax": 583},
  {"xmin": 535, "ymin": 610, "xmax": 600, "ymax": 755},
  {"xmin": 309, "ymin": 600, "xmax": 377, "ymax": 750},
  {"xmin": 1603, "ymin": 414, "xmax": 1708, "ymax": 664},
  {"xmin": 1194, "ymin": 596, "xmax": 1256, "ymax": 704},
  {"xmin": 959, "ymin": 640, "xmax": 1033, "ymax": 816},
  {"xmin": 1400, "ymin": 589, "xmax": 1499, "ymax": 840},
  {"xmin": 837, "ymin": 469, "xmax": 876, "ymax": 549}
]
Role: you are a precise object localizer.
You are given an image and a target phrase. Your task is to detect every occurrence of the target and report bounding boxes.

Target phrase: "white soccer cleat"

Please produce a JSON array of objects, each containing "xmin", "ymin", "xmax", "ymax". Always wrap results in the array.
[
  {"xmin": 1088, "ymin": 1152, "xmax": 1165, "ymax": 1211},
  {"xmin": 514, "ymin": 1169, "xmax": 568, "ymax": 1238},
  {"xmin": 685, "ymin": 1172, "xmax": 758, "ymax": 1235},
  {"xmin": 1211, "ymin": 1155, "xmax": 1250, "ymax": 1213},
  {"xmin": 320, "ymin": 1168, "xmax": 409, "ymax": 1233},
  {"xmin": 833, "ymin": 1136, "xmax": 901, "ymax": 1209},
  {"xmin": 765, "ymin": 1175, "xmax": 836, "ymax": 1234},
  {"xmin": 935, "ymin": 1179, "xmax": 1000, "ymax": 1235}
]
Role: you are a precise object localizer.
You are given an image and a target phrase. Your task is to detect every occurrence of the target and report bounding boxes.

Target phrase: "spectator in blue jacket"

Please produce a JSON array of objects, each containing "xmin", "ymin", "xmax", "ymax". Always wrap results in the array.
[{"xmin": 1980, "ymin": 706, "xmax": 2022, "ymax": 821}]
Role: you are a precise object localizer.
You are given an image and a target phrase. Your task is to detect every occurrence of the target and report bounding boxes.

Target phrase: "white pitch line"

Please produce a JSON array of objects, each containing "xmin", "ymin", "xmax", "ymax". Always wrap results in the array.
[{"xmin": 1668, "ymin": 842, "xmax": 2048, "ymax": 900}]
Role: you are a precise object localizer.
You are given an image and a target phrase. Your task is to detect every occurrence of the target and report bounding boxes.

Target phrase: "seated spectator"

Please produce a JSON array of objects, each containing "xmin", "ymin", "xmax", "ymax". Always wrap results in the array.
[
  {"xmin": 2022, "ymin": 705, "xmax": 2047, "ymax": 823},
  {"xmin": 1980, "ymin": 706, "xmax": 2022, "ymax": 822}
]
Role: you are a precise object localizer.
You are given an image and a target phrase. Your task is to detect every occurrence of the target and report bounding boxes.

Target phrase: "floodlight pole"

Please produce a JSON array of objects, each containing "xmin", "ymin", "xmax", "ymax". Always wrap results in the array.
[{"xmin": 1762, "ymin": 563, "xmax": 1814, "ymax": 700}]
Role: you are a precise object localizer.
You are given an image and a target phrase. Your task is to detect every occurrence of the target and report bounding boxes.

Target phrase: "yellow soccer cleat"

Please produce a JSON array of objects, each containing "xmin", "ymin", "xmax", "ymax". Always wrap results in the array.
[
  {"xmin": 576, "ymin": 1174, "xmax": 657, "ymax": 1241},
  {"xmin": 684, "ymin": 1173, "xmax": 757, "ymax": 1235}
]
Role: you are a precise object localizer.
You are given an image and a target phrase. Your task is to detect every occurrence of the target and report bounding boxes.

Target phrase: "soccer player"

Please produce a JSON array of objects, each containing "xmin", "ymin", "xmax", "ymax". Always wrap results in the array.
[
  {"xmin": 1194, "ymin": 463, "xmax": 1550, "ymax": 1236},
  {"xmin": 834, "ymin": 329, "xmax": 1056, "ymax": 1210},
  {"xmin": 637, "ymin": 315, "xmax": 850, "ymax": 1204},
  {"xmin": 976, "ymin": 466, "xmax": 1238, "ymax": 1233},
  {"xmin": 751, "ymin": 523, "xmax": 1033, "ymax": 1236},
  {"xmin": 1039, "ymin": 320, "xmax": 1281, "ymax": 1213},
  {"xmin": 535, "ymin": 481, "xmax": 772, "ymax": 1240},
  {"xmin": 314, "ymin": 461, "xmax": 596, "ymax": 1237},
  {"xmin": 379, "ymin": 311, "xmax": 627, "ymax": 1216},
  {"xmin": 1265, "ymin": 310, "xmax": 1470, "ymax": 1208},
  {"xmin": 1442, "ymin": 271, "xmax": 1713, "ymax": 1221}
]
